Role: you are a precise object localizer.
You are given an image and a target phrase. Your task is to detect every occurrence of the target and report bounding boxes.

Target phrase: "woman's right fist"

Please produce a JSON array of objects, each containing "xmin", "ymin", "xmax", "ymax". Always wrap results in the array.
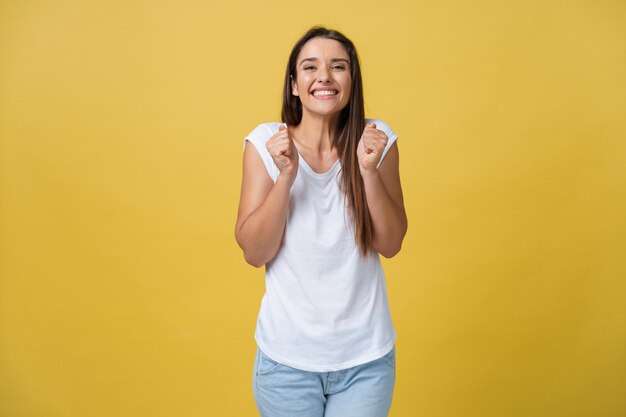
[{"xmin": 266, "ymin": 124, "xmax": 299, "ymax": 183}]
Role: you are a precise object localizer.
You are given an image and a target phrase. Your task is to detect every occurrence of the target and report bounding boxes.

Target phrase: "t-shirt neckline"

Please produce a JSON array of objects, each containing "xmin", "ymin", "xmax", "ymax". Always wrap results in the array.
[{"xmin": 297, "ymin": 153, "xmax": 340, "ymax": 176}]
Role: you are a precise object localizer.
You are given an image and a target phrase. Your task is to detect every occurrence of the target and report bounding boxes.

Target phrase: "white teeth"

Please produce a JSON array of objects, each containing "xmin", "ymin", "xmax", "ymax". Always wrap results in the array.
[{"xmin": 313, "ymin": 90, "xmax": 337, "ymax": 97}]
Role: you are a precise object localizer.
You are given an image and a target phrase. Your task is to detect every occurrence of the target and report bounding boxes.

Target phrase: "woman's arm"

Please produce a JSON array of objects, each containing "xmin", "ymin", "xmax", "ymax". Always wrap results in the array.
[
  {"xmin": 235, "ymin": 124, "xmax": 299, "ymax": 267},
  {"xmin": 234, "ymin": 142, "xmax": 292, "ymax": 268},
  {"xmin": 361, "ymin": 141, "xmax": 408, "ymax": 258}
]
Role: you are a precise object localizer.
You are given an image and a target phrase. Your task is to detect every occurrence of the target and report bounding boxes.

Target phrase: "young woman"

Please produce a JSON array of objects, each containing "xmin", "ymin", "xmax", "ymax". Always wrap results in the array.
[{"xmin": 235, "ymin": 26, "xmax": 407, "ymax": 417}]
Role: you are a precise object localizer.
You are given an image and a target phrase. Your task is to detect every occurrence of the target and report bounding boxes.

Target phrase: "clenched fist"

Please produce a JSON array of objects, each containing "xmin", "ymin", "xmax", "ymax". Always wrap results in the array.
[
  {"xmin": 357, "ymin": 123, "xmax": 389, "ymax": 174},
  {"xmin": 266, "ymin": 124, "xmax": 299, "ymax": 184}
]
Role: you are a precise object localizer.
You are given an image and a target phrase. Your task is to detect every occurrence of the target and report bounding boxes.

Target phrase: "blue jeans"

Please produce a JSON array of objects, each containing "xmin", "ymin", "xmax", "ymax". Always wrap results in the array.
[{"xmin": 252, "ymin": 345, "xmax": 396, "ymax": 417}]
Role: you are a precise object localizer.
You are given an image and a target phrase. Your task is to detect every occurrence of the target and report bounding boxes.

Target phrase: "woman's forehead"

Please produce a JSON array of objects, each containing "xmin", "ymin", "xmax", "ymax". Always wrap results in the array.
[{"xmin": 298, "ymin": 37, "xmax": 349, "ymax": 60}]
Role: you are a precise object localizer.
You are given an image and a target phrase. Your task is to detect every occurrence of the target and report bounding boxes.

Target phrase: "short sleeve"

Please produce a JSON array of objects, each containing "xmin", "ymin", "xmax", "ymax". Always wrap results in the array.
[
  {"xmin": 243, "ymin": 123, "xmax": 280, "ymax": 182},
  {"xmin": 367, "ymin": 118, "xmax": 399, "ymax": 169}
]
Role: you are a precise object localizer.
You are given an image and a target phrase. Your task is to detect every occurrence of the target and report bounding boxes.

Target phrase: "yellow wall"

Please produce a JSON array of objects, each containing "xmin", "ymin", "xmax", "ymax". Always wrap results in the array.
[{"xmin": 1, "ymin": 1, "xmax": 624, "ymax": 416}]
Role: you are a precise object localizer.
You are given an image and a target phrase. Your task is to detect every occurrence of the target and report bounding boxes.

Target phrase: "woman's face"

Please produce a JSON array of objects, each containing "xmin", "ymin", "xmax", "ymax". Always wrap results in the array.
[{"xmin": 291, "ymin": 37, "xmax": 352, "ymax": 119}]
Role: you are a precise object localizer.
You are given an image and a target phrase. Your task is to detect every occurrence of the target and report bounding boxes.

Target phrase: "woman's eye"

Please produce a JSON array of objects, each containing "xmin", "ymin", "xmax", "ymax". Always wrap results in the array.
[{"xmin": 303, "ymin": 65, "xmax": 346, "ymax": 70}]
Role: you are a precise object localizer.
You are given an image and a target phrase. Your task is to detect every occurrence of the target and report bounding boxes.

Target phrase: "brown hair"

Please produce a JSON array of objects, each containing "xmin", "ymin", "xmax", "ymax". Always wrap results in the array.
[{"xmin": 281, "ymin": 26, "xmax": 373, "ymax": 258}]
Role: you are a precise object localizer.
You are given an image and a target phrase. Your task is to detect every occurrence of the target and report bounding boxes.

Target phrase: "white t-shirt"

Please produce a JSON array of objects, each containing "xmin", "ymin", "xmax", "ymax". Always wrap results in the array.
[{"xmin": 243, "ymin": 118, "xmax": 398, "ymax": 372}]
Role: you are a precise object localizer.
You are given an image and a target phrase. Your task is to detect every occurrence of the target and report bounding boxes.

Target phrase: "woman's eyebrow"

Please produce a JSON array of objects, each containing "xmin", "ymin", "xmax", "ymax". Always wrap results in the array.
[{"xmin": 299, "ymin": 57, "xmax": 350, "ymax": 65}]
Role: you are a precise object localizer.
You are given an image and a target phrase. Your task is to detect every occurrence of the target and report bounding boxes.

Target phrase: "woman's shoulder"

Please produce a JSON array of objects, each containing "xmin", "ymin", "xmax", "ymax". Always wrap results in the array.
[
  {"xmin": 242, "ymin": 122, "xmax": 282, "ymax": 181},
  {"xmin": 245, "ymin": 122, "xmax": 283, "ymax": 144}
]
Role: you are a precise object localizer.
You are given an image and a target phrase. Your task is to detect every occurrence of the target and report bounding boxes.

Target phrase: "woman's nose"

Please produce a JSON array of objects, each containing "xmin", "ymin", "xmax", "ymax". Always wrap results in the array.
[{"xmin": 318, "ymin": 67, "xmax": 331, "ymax": 82}]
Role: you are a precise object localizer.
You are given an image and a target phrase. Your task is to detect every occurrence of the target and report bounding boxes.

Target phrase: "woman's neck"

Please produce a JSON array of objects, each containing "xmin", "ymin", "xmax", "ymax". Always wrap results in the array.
[{"xmin": 290, "ymin": 113, "xmax": 339, "ymax": 153}]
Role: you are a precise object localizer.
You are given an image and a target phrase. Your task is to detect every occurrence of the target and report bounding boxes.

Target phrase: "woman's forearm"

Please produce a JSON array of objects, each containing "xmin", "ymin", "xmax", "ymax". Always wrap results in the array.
[
  {"xmin": 236, "ymin": 175, "xmax": 293, "ymax": 267},
  {"xmin": 361, "ymin": 170, "xmax": 407, "ymax": 258}
]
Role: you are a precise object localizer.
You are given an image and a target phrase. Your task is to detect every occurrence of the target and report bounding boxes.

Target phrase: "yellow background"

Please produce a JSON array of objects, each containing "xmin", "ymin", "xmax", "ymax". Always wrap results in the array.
[{"xmin": 1, "ymin": 1, "xmax": 625, "ymax": 416}]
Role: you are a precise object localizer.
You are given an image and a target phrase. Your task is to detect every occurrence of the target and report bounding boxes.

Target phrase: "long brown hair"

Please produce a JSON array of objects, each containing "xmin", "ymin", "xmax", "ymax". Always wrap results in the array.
[{"xmin": 281, "ymin": 26, "xmax": 373, "ymax": 258}]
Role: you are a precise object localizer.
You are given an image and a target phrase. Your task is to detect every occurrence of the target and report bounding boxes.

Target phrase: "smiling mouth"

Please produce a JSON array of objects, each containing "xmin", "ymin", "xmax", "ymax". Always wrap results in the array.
[{"xmin": 311, "ymin": 90, "xmax": 339, "ymax": 98}]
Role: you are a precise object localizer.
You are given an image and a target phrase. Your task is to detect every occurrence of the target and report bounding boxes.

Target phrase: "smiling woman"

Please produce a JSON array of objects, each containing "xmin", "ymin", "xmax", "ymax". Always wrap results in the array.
[{"xmin": 234, "ymin": 25, "xmax": 407, "ymax": 417}]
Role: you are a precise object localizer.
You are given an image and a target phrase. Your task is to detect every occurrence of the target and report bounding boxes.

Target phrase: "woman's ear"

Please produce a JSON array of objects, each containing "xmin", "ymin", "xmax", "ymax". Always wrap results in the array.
[{"xmin": 291, "ymin": 75, "xmax": 299, "ymax": 96}]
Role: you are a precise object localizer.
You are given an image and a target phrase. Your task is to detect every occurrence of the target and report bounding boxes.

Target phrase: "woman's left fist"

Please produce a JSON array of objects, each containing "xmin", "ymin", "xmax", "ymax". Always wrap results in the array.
[{"xmin": 357, "ymin": 122, "xmax": 388, "ymax": 174}]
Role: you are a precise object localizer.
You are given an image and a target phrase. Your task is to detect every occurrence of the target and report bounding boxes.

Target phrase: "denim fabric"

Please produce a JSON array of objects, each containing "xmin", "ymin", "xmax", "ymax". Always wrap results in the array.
[{"xmin": 252, "ymin": 345, "xmax": 396, "ymax": 417}]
